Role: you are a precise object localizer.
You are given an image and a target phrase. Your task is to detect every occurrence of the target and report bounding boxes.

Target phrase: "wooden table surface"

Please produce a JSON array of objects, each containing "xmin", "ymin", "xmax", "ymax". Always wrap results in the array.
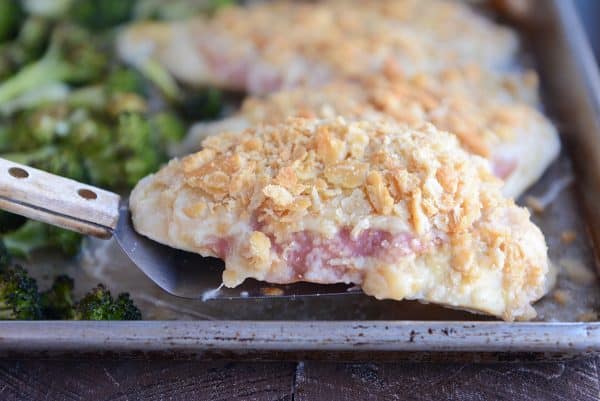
[{"xmin": 0, "ymin": 356, "xmax": 598, "ymax": 400}]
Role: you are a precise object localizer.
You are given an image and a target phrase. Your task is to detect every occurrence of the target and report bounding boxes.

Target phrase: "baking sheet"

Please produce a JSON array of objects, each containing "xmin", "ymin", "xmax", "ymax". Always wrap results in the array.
[
  {"xmin": 5, "ymin": 0, "xmax": 600, "ymax": 354},
  {"xmin": 28, "ymin": 150, "xmax": 600, "ymax": 322}
]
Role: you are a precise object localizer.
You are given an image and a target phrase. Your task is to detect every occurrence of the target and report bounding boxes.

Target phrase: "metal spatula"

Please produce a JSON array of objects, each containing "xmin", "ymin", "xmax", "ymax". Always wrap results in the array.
[{"xmin": 0, "ymin": 158, "xmax": 353, "ymax": 299}]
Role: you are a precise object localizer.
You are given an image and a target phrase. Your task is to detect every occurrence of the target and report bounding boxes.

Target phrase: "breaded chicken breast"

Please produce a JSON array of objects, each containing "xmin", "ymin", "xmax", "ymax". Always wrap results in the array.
[
  {"xmin": 130, "ymin": 118, "xmax": 550, "ymax": 320},
  {"xmin": 117, "ymin": 0, "xmax": 518, "ymax": 94},
  {"xmin": 179, "ymin": 67, "xmax": 560, "ymax": 198}
]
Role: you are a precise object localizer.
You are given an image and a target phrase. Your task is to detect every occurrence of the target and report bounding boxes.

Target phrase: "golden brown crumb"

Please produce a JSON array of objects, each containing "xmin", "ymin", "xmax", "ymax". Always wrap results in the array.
[
  {"xmin": 210, "ymin": 0, "xmax": 518, "ymax": 79},
  {"xmin": 261, "ymin": 287, "xmax": 285, "ymax": 296},
  {"xmin": 577, "ymin": 311, "xmax": 598, "ymax": 322},
  {"xmin": 245, "ymin": 231, "xmax": 272, "ymax": 271},
  {"xmin": 186, "ymin": 118, "xmax": 498, "ymax": 238},
  {"xmin": 525, "ymin": 195, "xmax": 545, "ymax": 214},
  {"xmin": 560, "ymin": 230, "xmax": 577, "ymax": 244},
  {"xmin": 182, "ymin": 64, "xmax": 558, "ymax": 200},
  {"xmin": 552, "ymin": 289, "xmax": 570, "ymax": 306},
  {"xmin": 236, "ymin": 66, "xmax": 541, "ymax": 158}
]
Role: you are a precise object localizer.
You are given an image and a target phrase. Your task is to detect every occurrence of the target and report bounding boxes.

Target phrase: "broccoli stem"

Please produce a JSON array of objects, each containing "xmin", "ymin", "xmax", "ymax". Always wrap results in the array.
[
  {"xmin": 0, "ymin": 24, "xmax": 107, "ymax": 104},
  {"xmin": 22, "ymin": 0, "xmax": 73, "ymax": 18},
  {"xmin": 0, "ymin": 57, "xmax": 69, "ymax": 104},
  {"xmin": 0, "ymin": 83, "xmax": 70, "ymax": 116},
  {"xmin": 65, "ymin": 85, "xmax": 106, "ymax": 110},
  {"xmin": 138, "ymin": 59, "xmax": 179, "ymax": 102}
]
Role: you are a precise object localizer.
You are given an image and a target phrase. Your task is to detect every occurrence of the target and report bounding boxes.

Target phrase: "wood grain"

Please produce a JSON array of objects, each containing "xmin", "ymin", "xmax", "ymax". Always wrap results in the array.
[
  {"xmin": 0, "ymin": 360, "xmax": 295, "ymax": 401},
  {"xmin": 294, "ymin": 358, "xmax": 600, "ymax": 401},
  {"xmin": 0, "ymin": 358, "xmax": 598, "ymax": 401}
]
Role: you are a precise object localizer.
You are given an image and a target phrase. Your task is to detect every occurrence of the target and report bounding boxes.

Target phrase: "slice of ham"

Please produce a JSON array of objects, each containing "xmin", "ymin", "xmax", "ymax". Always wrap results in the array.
[
  {"xmin": 214, "ymin": 228, "xmax": 442, "ymax": 284},
  {"xmin": 493, "ymin": 155, "xmax": 518, "ymax": 180},
  {"xmin": 210, "ymin": 228, "xmax": 438, "ymax": 284},
  {"xmin": 281, "ymin": 228, "xmax": 429, "ymax": 278},
  {"xmin": 206, "ymin": 237, "xmax": 233, "ymax": 260}
]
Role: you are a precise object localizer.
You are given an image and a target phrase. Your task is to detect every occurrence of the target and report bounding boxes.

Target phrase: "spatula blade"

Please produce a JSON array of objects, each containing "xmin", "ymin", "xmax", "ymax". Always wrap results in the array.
[{"xmin": 114, "ymin": 202, "xmax": 357, "ymax": 299}]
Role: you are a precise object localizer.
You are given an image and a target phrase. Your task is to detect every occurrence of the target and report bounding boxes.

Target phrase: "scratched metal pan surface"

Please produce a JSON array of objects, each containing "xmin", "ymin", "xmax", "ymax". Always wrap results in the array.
[{"xmin": 2, "ymin": 0, "xmax": 600, "ymax": 355}]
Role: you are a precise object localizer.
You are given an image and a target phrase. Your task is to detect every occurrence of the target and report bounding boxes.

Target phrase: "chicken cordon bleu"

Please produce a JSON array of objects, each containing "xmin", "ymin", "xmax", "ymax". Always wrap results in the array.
[
  {"xmin": 130, "ymin": 118, "xmax": 550, "ymax": 320},
  {"xmin": 180, "ymin": 67, "xmax": 560, "ymax": 198},
  {"xmin": 117, "ymin": 0, "xmax": 518, "ymax": 94}
]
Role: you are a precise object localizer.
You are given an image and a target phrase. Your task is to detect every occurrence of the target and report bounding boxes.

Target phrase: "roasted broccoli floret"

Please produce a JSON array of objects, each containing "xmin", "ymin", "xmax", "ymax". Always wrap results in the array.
[
  {"xmin": 74, "ymin": 285, "xmax": 113, "ymax": 320},
  {"xmin": 2, "ymin": 103, "xmax": 90, "ymax": 151},
  {"xmin": 70, "ymin": 0, "xmax": 137, "ymax": 30},
  {"xmin": 116, "ymin": 112, "xmax": 161, "ymax": 185},
  {"xmin": 0, "ymin": 243, "xmax": 41, "ymax": 319},
  {"xmin": 75, "ymin": 284, "xmax": 142, "ymax": 320},
  {"xmin": 21, "ymin": 73, "xmax": 144, "ymax": 114},
  {"xmin": 40, "ymin": 275, "xmax": 75, "ymax": 319},
  {"xmin": 1, "ymin": 104, "xmax": 70, "ymax": 151},
  {"xmin": 150, "ymin": 111, "xmax": 186, "ymax": 148},
  {"xmin": 111, "ymin": 293, "xmax": 143, "ymax": 320},
  {"xmin": 2, "ymin": 89, "xmax": 172, "ymax": 192},
  {"xmin": 66, "ymin": 68, "xmax": 146, "ymax": 112},
  {"xmin": 0, "ymin": 15, "xmax": 52, "ymax": 82},
  {"xmin": 2, "ymin": 220, "xmax": 82, "ymax": 259},
  {"xmin": 0, "ymin": 7, "xmax": 190, "ymax": 254},
  {"xmin": 105, "ymin": 67, "xmax": 145, "ymax": 96},
  {"xmin": 83, "ymin": 111, "xmax": 158, "ymax": 188},
  {"xmin": 0, "ymin": 265, "xmax": 41, "ymax": 319},
  {"xmin": 0, "ymin": 24, "xmax": 107, "ymax": 104},
  {"xmin": 3, "ymin": 146, "xmax": 87, "ymax": 181},
  {"xmin": 0, "ymin": 261, "xmax": 139, "ymax": 320}
]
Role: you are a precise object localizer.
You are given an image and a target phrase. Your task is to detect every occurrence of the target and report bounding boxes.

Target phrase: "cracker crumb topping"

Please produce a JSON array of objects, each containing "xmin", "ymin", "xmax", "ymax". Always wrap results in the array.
[
  {"xmin": 560, "ymin": 230, "xmax": 577, "ymax": 244},
  {"xmin": 236, "ymin": 65, "xmax": 541, "ymax": 159},
  {"xmin": 552, "ymin": 289, "xmax": 571, "ymax": 306},
  {"xmin": 183, "ymin": 118, "xmax": 497, "ymax": 238}
]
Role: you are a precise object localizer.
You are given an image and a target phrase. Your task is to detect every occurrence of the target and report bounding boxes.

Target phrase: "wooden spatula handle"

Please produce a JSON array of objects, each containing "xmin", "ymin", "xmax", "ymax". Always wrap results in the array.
[{"xmin": 0, "ymin": 158, "xmax": 120, "ymax": 238}]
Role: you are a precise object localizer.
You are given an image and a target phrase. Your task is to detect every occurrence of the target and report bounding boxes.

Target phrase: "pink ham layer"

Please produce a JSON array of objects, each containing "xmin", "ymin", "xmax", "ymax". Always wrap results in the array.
[
  {"xmin": 198, "ymin": 42, "xmax": 280, "ymax": 92},
  {"xmin": 196, "ymin": 39, "xmax": 332, "ymax": 93},
  {"xmin": 206, "ymin": 228, "xmax": 442, "ymax": 282},
  {"xmin": 492, "ymin": 154, "xmax": 518, "ymax": 180}
]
